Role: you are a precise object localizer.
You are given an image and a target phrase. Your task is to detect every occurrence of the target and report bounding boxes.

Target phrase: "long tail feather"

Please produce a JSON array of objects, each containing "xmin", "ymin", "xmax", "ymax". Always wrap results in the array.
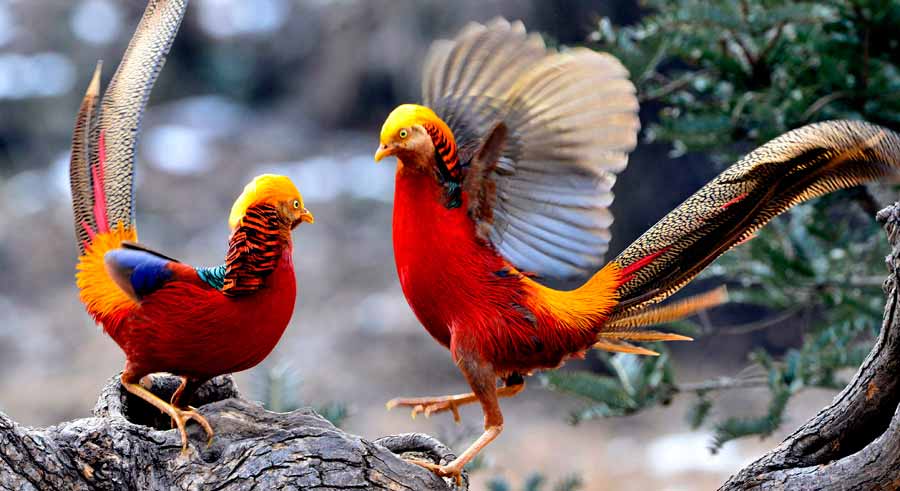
[
  {"xmin": 591, "ymin": 288, "xmax": 721, "ymax": 356},
  {"xmin": 610, "ymin": 120, "xmax": 900, "ymax": 317},
  {"xmin": 94, "ymin": 0, "xmax": 187, "ymax": 230},
  {"xmin": 592, "ymin": 339, "xmax": 661, "ymax": 356},
  {"xmin": 70, "ymin": 62, "xmax": 103, "ymax": 254},
  {"xmin": 598, "ymin": 331, "xmax": 693, "ymax": 342},
  {"xmin": 606, "ymin": 286, "xmax": 728, "ymax": 329}
]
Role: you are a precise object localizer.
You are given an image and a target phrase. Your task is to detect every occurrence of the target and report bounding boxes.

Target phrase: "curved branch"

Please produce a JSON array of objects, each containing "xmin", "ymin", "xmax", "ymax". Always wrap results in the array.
[
  {"xmin": 0, "ymin": 375, "xmax": 466, "ymax": 490},
  {"xmin": 722, "ymin": 203, "xmax": 900, "ymax": 489}
]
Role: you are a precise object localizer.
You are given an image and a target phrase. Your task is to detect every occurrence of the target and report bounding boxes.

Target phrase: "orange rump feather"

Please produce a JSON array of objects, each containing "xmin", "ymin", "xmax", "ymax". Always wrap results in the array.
[{"xmin": 76, "ymin": 222, "xmax": 138, "ymax": 329}]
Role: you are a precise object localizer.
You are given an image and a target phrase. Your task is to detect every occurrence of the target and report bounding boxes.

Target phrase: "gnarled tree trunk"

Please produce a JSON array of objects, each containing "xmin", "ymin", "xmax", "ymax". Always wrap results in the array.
[
  {"xmin": 723, "ymin": 203, "xmax": 900, "ymax": 489},
  {"xmin": 0, "ymin": 375, "xmax": 466, "ymax": 490}
]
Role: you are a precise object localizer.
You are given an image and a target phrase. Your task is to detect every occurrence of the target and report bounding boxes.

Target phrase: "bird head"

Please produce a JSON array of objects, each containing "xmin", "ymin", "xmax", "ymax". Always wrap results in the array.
[
  {"xmin": 374, "ymin": 104, "xmax": 455, "ymax": 170},
  {"xmin": 228, "ymin": 174, "xmax": 314, "ymax": 231}
]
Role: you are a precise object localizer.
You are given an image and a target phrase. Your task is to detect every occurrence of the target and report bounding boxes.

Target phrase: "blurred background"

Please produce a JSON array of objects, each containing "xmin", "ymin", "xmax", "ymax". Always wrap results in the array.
[{"xmin": 1, "ymin": 0, "xmax": 897, "ymax": 489}]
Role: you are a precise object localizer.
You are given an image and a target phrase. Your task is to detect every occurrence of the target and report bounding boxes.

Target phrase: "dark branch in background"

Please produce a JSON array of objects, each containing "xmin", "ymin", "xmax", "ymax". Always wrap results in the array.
[
  {"xmin": 677, "ymin": 371, "xmax": 768, "ymax": 393},
  {"xmin": 703, "ymin": 306, "xmax": 804, "ymax": 336},
  {"xmin": 0, "ymin": 375, "xmax": 466, "ymax": 490},
  {"xmin": 723, "ymin": 203, "xmax": 900, "ymax": 489}
]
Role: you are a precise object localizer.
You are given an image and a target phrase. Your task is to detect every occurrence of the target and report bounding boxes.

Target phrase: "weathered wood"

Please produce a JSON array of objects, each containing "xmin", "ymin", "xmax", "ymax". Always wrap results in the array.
[
  {"xmin": 0, "ymin": 374, "xmax": 467, "ymax": 490},
  {"xmin": 722, "ymin": 203, "xmax": 900, "ymax": 490}
]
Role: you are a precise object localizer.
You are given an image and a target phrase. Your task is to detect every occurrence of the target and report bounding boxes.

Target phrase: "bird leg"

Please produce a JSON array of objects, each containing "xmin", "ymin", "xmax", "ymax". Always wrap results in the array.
[
  {"xmin": 404, "ymin": 356, "xmax": 505, "ymax": 485},
  {"xmin": 386, "ymin": 380, "xmax": 524, "ymax": 422},
  {"xmin": 120, "ymin": 373, "xmax": 214, "ymax": 452},
  {"xmin": 168, "ymin": 376, "xmax": 212, "ymax": 439},
  {"xmin": 170, "ymin": 376, "xmax": 209, "ymax": 409}
]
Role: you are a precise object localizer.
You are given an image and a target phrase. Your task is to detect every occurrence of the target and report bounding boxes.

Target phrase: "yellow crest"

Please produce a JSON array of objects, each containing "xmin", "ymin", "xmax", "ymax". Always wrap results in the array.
[
  {"xmin": 229, "ymin": 174, "xmax": 302, "ymax": 229},
  {"xmin": 380, "ymin": 104, "xmax": 453, "ymax": 144}
]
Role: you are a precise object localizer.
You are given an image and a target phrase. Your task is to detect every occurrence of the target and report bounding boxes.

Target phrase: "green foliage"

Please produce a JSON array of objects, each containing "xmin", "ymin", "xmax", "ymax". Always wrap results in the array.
[
  {"xmin": 709, "ymin": 351, "xmax": 794, "ymax": 450},
  {"xmin": 596, "ymin": 0, "xmax": 900, "ymax": 160},
  {"xmin": 546, "ymin": 0, "xmax": 900, "ymax": 451},
  {"xmin": 711, "ymin": 380, "xmax": 790, "ymax": 451},
  {"xmin": 251, "ymin": 361, "xmax": 349, "ymax": 427},
  {"xmin": 542, "ymin": 352, "xmax": 675, "ymax": 422},
  {"xmin": 686, "ymin": 393, "xmax": 713, "ymax": 429}
]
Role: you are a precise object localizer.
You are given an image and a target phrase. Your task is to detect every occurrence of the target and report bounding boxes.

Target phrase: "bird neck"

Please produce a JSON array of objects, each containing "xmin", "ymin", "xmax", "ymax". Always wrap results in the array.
[
  {"xmin": 420, "ymin": 121, "xmax": 461, "ymax": 183},
  {"xmin": 221, "ymin": 204, "xmax": 292, "ymax": 295},
  {"xmin": 396, "ymin": 144, "xmax": 463, "ymax": 209}
]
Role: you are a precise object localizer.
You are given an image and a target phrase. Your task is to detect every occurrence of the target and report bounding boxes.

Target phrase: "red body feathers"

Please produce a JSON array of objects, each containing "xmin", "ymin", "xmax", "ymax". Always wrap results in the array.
[
  {"xmin": 393, "ymin": 165, "xmax": 622, "ymax": 374},
  {"xmin": 91, "ymin": 248, "xmax": 296, "ymax": 379}
]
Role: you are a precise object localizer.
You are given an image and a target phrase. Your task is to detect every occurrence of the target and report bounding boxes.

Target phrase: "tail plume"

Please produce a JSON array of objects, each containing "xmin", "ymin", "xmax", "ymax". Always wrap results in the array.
[
  {"xmin": 69, "ymin": 0, "xmax": 188, "ymax": 253},
  {"xmin": 70, "ymin": 63, "xmax": 102, "ymax": 253},
  {"xmin": 610, "ymin": 120, "xmax": 900, "ymax": 317},
  {"xmin": 591, "ymin": 287, "xmax": 725, "ymax": 355},
  {"xmin": 606, "ymin": 286, "xmax": 727, "ymax": 329},
  {"xmin": 592, "ymin": 339, "xmax": 666, "ymax": 357}
]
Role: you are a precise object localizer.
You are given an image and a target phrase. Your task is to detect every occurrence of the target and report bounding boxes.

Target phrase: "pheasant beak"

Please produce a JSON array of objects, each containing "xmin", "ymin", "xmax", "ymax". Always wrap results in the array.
[
  {"xmin": 293, "ymin": 208, "xmax": 315, "ymax": 228},
  {"xmin": 374, "ymin": 143, "xmax": 393, "ymax": 162}
]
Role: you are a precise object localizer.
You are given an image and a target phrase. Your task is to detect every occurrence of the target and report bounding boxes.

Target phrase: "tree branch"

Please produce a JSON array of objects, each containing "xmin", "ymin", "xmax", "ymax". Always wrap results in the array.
[
  {"xmin": 0, "ymin": 374, "xmax": 466, "ymax": 490},
  {"xmin": 722, "ymin": 203, "xmax": 900, "ymax": 489}
]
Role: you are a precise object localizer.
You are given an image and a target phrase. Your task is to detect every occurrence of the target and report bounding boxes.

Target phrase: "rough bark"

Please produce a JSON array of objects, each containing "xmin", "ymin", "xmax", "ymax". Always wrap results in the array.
[
  {"xmin": 722, "ymin": 203, "xmax": 900, "ymax": 490},
  {"xmin": 0, "ymin": 374, "xmax": 467, "ymax": 490}
]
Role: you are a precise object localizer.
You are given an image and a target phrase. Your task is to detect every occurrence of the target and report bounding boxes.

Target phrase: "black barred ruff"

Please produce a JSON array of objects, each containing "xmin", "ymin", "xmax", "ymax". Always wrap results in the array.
[
  {"xmin": 423, "ymin": 121, "xmax": 463, "ymax": 208},
  {"xmin": 222, "ymin": 204, "xmax": 290, "ymax": 296}
]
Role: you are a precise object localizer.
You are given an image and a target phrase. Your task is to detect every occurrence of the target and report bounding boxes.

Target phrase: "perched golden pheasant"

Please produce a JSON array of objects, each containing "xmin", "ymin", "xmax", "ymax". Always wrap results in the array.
[
  {"xmin": 374, "ymin": 18, "xmax": 900, "ymax": 480},
  {"xmin": 70, "ymin": 0, "xmax": 312, "ymax": 451}
]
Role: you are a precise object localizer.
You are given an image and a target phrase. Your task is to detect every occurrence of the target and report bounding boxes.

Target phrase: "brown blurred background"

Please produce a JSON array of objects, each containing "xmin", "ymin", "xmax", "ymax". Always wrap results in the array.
[{"xmin": 0, "ymin": 1, "xmax": 838, "ymax": 488}]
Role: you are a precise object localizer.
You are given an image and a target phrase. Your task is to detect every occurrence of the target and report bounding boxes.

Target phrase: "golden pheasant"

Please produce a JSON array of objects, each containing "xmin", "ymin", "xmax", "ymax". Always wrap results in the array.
[
  {"xmin": 374, "ymin": 18, "xmax": 900, "ymax": 480},
  {"xmin": 71, "ymin": 0, "xmax": 313, "ymax": 451}
]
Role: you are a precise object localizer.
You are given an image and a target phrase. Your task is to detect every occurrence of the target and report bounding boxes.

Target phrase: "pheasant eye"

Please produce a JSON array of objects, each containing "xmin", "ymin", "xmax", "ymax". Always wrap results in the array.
[
  {"xmin": 399, "ymin": 129, "xmax": 408, "ymax": 139},
  {"xmin": 292, "ymin": 199, "xmax": 300, "ymax": 209}
]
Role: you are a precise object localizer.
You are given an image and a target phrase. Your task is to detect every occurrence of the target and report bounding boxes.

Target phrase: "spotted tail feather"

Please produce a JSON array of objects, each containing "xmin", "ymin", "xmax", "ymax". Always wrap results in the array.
[
  {"xmin": 610, "ymin": 120, "xmax": 900, "ymax": 318},
  {"xmin": 70, "ymin": 62, "xmax": 102, "ymax": 253},
  {"xmin": 70, "ymin": 0, "xmax": 187, "ymax": 254}
]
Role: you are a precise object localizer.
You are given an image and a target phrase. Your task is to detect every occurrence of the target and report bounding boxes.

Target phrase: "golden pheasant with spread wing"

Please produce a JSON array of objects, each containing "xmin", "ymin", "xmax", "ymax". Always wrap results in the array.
[{"xmin": 374, "ymin": 18, "xmax": 900, "ymax": 480}]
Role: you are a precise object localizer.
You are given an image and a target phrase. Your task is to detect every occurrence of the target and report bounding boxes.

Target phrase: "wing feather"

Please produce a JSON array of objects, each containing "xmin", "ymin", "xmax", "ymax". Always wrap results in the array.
[{"xmin": 422, "ymin": 19, "xmax": 639, "ymax": 278}]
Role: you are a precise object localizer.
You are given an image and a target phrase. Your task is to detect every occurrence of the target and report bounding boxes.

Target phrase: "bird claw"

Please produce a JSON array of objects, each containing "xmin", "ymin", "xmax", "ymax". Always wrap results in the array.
[
  {"xmin": 386, "ymin": 398, "xmax": 461, "ymax": 423},
  {"xmin": 170, "ymin": 406, "xmax": 215, "ymax": 452},
  {"xmin": 406, "ymin": 458, "xmax": 464, "ymax": 486}
]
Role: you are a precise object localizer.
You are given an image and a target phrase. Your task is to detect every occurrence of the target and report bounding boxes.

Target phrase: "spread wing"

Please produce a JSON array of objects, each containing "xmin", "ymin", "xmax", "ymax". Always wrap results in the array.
[{"xmin": 423, "ymin": 18, "xmax": 640, "ymax": 278}]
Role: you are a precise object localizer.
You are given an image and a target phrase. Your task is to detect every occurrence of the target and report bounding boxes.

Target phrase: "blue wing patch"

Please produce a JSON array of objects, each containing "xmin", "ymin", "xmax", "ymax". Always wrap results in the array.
[{"xmin": 104, "ymin": 249, "xmax": 175, "ymax": 301}]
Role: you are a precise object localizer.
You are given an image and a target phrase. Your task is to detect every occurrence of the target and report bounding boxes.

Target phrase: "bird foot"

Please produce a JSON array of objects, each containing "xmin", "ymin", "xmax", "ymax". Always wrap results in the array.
[
  {"xmin": 386, "ymin": 396, "xmax": 464, "ymax": 423},
  {"xmin": 121, "ymin": 379, "xmax": 215, "ymax": 453},
  {"xmin": 406, "ymin": 458, "xmax": 464, "ymax": 486},
  {"xmin": 172, "ymin": 406, "xmax": 215, "ymax": 453}
]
